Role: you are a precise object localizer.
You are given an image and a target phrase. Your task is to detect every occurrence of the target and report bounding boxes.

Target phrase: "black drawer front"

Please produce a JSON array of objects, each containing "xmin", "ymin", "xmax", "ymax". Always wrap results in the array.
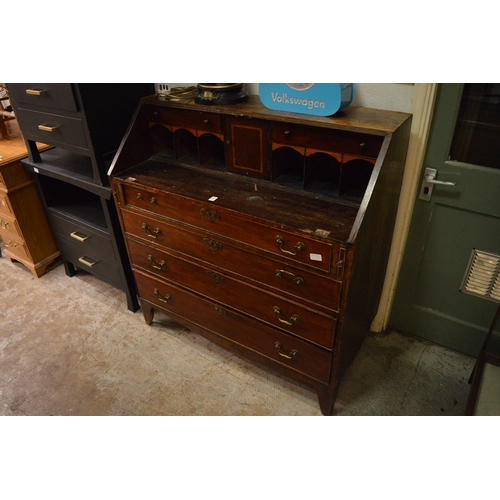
[
  {"xmin": 57, "ymin": 234, "xmax": 122, "ymax": 284},
  {"xmin": 47, "ymin": 210, "xmax": 115, "ymax": 261},
  {"xmin": 8, "ymin": 84, "xmax": 78, "ymax": 113},
  {"xmin": 15, "ymin": 108, "xmax": 88, "ymax": 150}
]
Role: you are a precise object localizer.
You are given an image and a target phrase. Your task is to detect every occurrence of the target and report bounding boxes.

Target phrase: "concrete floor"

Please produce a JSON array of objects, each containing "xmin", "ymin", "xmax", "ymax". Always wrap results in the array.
[{"xmin": 0, "ymin": 242, "xmax": 476, "ymax": 416}]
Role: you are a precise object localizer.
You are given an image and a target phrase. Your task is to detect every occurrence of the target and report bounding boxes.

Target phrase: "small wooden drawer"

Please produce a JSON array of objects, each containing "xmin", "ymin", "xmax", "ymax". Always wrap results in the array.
[
  {"xmin": 0, "ymin": 214, "xmax": 22, "ymax": 240},
  {"xmin": 148, "ymin": 107, "xmax": 222, "ymax": 135},
  {"xmin": 271, "ymin": 122, "xmax": 383, "ymax": 159},
  {"xmin": 2, "ymin": 238, "xmax": 30, "ymax": 261},
  {"xmin": 47, "ymin": 211, "xmax": 115, "ymax": 260},
  {"xmin": 126, "ymin": 236, "xmax": 343, "ymax": 313},
  {"xmin": 15, "ymin": 108, "xmax": 88, "ymax": 150},
  {"xmin": 0, "ymin": 192, "xmax": 13, "ymax": 216},
  {"xmin": 7, "ymin": 84, "xmax": 78, "ymax": 113},
  {"xmin": 118, "ymin": 181, "xmax": 334, "ymax": 272},
  {"xmin": 127, "ymin": 239, "xmax": 337, "ymax": 348},
  {"xmin": 135, "ymin": 270, "xmax": 333, "ymax": 383}
]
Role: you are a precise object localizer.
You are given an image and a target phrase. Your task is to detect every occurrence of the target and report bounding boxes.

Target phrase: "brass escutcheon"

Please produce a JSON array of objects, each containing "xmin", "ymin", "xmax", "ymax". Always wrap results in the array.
[
  {"xmin": 201, "ymin": 208, "xmax": 221, "ymax": 222},
  {"xmin": 206, "ymin": 270, "xmax": 225, "ymax": 284},
  {"xmin": 203, "ymin": 237, "xmax": 222, "ymax": 252}
]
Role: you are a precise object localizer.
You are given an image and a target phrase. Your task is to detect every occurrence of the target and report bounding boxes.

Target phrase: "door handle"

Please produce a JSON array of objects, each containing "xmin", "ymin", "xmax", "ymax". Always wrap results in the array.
[
  {"xmin": 419, "ymin": 167, "xmax": 456, "ymax": 201},
  {"xmin": 424, "ymin": 168, "xmax": 456, "ymax": 186}
]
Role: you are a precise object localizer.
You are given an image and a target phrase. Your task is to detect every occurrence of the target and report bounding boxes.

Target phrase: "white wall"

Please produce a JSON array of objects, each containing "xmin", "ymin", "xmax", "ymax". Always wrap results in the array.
[{"xmin": 158, "ymin": 83, "xmax": 415, "ymax": 113}]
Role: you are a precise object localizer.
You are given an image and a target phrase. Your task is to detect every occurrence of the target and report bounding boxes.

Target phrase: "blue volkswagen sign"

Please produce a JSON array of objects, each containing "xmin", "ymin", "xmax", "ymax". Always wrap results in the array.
[{"xmin": 258, "ymin": 83, "xmax": 354, "ymax": 116}]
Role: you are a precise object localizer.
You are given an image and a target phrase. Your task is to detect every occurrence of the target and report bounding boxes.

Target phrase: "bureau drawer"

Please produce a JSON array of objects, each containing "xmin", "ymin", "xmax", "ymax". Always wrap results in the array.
[
  {"xmin": 148, "ymin": 107, "xmax": 222, "ymax": 134},
  {"xmin": 8, "ymin": 84, "xmax": 78, "ymax": 113},
  {"xmin": 122, "ymin": 211, "xmax": 343, "ymax": 312},
  {"xmin": 118, "ymin": 181, "xmax": 334, "ymax": 272},
  {"xmin": 15, "ymin": 108, "xmax": 88, "ymax": 150},
  {"xmin": 127, "ymin": 239, "xmax": 337, "ymax": 348},
  {"xmin": 47, "ymin": 211, "xmax": 116, "ymax": 261},
  {"xmin": 271, "ymin": 122, "xmax": 383, "ymax": 159},
  {"xmin": 135, "ymin": 270, "xmax": 333, "ymax": 383},
  {"xmin": 0, "ymin": 213, "xmax": 22, "ymax": 240}
]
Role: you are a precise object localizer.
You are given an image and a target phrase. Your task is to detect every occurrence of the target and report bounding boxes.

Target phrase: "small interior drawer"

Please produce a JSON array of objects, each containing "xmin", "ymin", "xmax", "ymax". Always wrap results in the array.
[
  {"xmin": 148, "ymin": 107, "xmax": 222, "ymax": 134},
  {"xmin": 271, "ymin": 122, "xmax": 383, "ymax": 159},
  {"xmin": 15, "ymin": 108, "xmax": 88, "ymax": 150},
  {"xmin": 7, "ymin": 84, "xmax": 78, "ymax": 113}
]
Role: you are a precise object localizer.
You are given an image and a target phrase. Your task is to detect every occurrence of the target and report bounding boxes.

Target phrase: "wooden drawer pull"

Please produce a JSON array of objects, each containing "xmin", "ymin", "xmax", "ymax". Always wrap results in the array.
[
  {"xmin": 201, "ymin": 208, "xmax": 221, "ymax": 222},
  {"xmin": 274, "ymin": 342, "xmax": 298, "ymax": 360},
  {"xmin": 275, "ymin": 235, "xmax": 305, "ymax": 256},
  {"xmin": 78, "ymin": 256, "xmax": 97, "ymax": 267},
  {"xmin": 273, "ymin": 306, "xmax": 300, "ymax": 326},
  {"xmin": 148, "ymin": 254, "xmax": 166, "ymax": 270},
  {"xmin": 275, "ymin": 269, "xmax": 304, "ymax": 286},
  {"xmin": 203, "ymin": 237, "xmax": 222, "ymax": 252},
  {"xmin": 70, "ymin": 231, "xmax": 89, "ymax": 242},
  {"xmin": 142, "ymin": 223, "xmax": 161, "ymax": 239},
  {"xmin": 154, "ymin": 288, "xmax": 171, "ymax": 303},
  {"xmin": 38, "ymin": 124, "xmax": 58, "ymax": 132}
]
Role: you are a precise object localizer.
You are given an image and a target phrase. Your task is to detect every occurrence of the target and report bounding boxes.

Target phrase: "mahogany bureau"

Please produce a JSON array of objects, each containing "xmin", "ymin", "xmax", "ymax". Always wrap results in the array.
[{"xmin": 109, "ymin": 94, "xmax": 412, "ymax": 415}]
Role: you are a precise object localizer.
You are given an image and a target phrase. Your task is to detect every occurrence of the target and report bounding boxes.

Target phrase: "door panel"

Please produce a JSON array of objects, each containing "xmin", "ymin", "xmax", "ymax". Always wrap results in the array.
[{"xmin": 390, "ymin": 84, "xmax": 500, "ymax": 356}]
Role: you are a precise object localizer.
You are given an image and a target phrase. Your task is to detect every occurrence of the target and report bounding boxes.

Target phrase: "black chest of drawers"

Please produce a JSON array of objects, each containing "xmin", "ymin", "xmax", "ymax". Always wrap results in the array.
[{"xmin": 8, "ymin": 83, "xmax": 154, "ymax": 311}]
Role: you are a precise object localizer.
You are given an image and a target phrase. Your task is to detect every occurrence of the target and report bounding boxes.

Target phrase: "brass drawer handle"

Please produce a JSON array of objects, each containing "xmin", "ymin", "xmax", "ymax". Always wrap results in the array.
[
  {"xmin": 274, "ymin": 342, "xmax": 298, "ymax": 360},
  {"xmin": 203, "ymin": 237, "xmax": 222, "ymax": 252},
  {"xmin": 142, "ymin": 223, "xmax": 161, "ymax": 239},
  {"xmin": 201, "ymin": 208, "xmax": 220, "ymax": 222},
  {"xmin": 5, "ymin": 241, "xmax": 18, "ymax": 248},
  {"xmin": 70, "ymin": 231, "xmax": 89, "ymax": 242},
  {"xmin": 275, "ymin": 269, "xmax": 304, "ymax": 286},
  {"xmin": 273, "ymin": 306, "xmax": 300, "ymax": 326},
  {"xmin": 275, "ymin": 235, "xmax": 305, "ymax": 256},
  {"xmin": 25, "ymin": 88, "xmax": 45, "ymax": 96},
  {"xmin": 206, "ymin": 270, "xmax": 225, "ymax": 284},
  {"xmin": 0, "ymin": 219, "xmax": 9, "ymax": 229},
  {"xmin": 148, "ymin": 254, "xmax": 166, "ymax": 270},
  {"xmin": 38, "ymin": 124, "xmax": 58, "ymax": 132},
  {"xmin": 78, "ymin": 256, "xmax": 97, "ymax": 267},
  {"xmin": 154, "ymin": 288, "xmax": 171, "ymax": 303}
]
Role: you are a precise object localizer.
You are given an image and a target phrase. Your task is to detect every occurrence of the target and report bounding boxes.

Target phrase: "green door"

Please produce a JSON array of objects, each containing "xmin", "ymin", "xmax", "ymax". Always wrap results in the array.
[{"xmin": 390, "ymin": 83, "xmax": 500, "ymax": 357}]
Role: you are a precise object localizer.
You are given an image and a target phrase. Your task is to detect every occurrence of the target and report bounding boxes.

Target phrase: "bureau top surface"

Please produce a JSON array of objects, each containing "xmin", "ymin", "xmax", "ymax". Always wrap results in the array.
[
  {"xmin": 115, "ymin": 160, "xmax": 359, "ymax": 243},
  {"xmin": 150, "ymin": 94, "xmax": 411, "ymax": 136}
]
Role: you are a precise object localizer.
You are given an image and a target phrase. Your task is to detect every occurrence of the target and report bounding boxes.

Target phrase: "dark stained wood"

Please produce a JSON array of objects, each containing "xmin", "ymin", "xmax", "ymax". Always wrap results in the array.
[{"xmin": 110, "ymin": 96, "xmax": 412, "ymax": 415}]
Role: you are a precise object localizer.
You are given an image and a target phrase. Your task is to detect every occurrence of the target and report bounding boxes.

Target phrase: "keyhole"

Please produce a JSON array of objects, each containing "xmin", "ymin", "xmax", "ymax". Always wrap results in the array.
[{"xmin": 423, "ymin": 187, "xmax": 429, "ymax": 195}]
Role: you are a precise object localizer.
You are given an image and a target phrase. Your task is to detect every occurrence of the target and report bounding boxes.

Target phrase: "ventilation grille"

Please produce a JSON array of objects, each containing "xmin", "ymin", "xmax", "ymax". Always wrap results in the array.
[{"xmin": 461, "ymin": 249, "xmax": 500, "ymax": 303}]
